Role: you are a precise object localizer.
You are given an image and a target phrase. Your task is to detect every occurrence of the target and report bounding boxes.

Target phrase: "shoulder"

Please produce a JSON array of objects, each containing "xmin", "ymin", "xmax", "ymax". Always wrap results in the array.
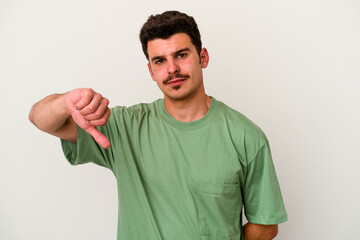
[
  {"xmin": 214, "ymin": 98, "xmax": 268, "ymax": 142},
  {"xmin": 212, "ymin": 98, "xmax": 269, "ymax": 161}
]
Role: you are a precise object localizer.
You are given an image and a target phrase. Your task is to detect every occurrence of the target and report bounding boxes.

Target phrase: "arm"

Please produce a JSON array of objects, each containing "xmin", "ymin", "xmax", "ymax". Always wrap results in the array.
[
  {"xmin": 243, "ymin": 223, "xmax": 278, "ymax": 240},
  {"xmin": 29, "ymin": 93, "xmax": 76, "ymax": 141},
  {"xmin": 29, "ymin": 88, "xmax": 111, "ymax": 148}
]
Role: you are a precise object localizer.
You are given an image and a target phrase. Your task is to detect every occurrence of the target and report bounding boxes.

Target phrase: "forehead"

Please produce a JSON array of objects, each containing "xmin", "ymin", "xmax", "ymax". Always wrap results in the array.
[{"xmin": 147, "ymin": 33, "xmax": 195, "ymax": 58}]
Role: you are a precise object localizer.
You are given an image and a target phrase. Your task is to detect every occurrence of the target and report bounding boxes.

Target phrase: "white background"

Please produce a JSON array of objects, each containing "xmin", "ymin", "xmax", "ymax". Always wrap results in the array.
[{"xmin": 1, "ymin": 0, "xmax": 359, "ymax": 239}]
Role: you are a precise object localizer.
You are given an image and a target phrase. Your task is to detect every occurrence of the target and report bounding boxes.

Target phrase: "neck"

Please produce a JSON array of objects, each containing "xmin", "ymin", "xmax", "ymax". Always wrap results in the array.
[{"xmin": 164, "ymin": 91, "xmax": 212, "ymax": 122}]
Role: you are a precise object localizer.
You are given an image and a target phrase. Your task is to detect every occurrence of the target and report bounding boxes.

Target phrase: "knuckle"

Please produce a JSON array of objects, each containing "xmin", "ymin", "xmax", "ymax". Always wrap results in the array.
[
  {"xmin": 87, "ymin": 105, "xmax": 95, "ymax": 111},
  {"xmin": 99, "ymin": 119, "xmax": 107, "ymax": 126},
  {"xmin": 94, "ymin": 111, "xmax": 102, "ymax": 118},
  {"xmin": 93, "ymin": 118, "xmax": 106, "ymax": 126},
  {"xmin": 83, "ymin": 88, "xmax": 94, "ymax": 98},
  {"xmin": 96, "ymin": 93, "xmax": 103, "ymax": 99}
]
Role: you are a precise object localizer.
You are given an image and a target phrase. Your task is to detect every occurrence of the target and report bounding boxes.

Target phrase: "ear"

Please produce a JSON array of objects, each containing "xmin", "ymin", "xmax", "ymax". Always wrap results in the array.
[
  {"xmin": 200, "ymin": 48, "xmax": 209, "ymax": 68},
  {"xmin": 147, "ymin": 63, "xmax": 155, "ymax": 81}
]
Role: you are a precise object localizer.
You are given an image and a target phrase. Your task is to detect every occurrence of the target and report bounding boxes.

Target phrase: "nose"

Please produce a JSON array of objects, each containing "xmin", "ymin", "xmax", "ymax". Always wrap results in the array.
[{"xmin": 167, "ymin": 59, "xmax": 180, "ymax": 74}]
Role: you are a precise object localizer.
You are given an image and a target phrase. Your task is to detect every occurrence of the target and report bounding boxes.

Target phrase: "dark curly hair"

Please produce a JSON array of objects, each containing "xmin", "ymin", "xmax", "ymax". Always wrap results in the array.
[{"xmin": 139, "ymin": 10, "xmax": 202, "ymax": 60}]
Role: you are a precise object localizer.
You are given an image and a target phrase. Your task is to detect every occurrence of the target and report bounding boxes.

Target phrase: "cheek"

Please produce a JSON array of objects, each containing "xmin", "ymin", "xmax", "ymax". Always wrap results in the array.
[
  {"xmin": 184, "ymin": 58, "xmax": 200, "ymax": 72},
  {"xmin": 151, "ymin": 70, "xmax": 166, "ymax": 84},
  {"xmin": 184, "ymin": 58, "xmax": 195, "ymax": 66},
  {"xmin": 152, "ymin": 65, "xmax": 165, "ymax": 76},
  {"xmin": 150, "ymin": 70, "xmax": 161, "ymax": 82}
]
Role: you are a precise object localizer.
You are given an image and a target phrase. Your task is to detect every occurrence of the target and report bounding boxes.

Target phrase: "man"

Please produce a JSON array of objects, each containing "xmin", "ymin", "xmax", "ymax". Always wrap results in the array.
[{"xmin": 29, "ymin": 11, "xmax": 287, "ymax": 240}]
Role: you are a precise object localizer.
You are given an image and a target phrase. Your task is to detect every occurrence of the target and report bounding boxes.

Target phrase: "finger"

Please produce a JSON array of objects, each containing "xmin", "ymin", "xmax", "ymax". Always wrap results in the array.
[
  {"xmin": 70, "ymin": 110, "xmax": 92, "ymax": 130},
  {"xmin": 84, "ymin": 98, "xmax": 109, "ymax": 121},
  {"xmin": 84, "ymin": 126, "xmax": 111, "ymax": 149},
  {"xmin": 75, "ymin": 89, "xmax": 95, "ymax": 110},
  {"xmin": 88, "ymin": 107, "xmax": 111, "ymax": 126},
  {"xmin": 79, "ymin": 93, "xmax": 103, "ymax": 115}
]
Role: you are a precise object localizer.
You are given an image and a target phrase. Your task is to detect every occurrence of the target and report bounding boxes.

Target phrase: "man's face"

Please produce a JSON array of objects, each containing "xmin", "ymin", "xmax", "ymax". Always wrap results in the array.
[{"xmin": 147, "ymin": 33, "xmax": 209, "ymax": 101}]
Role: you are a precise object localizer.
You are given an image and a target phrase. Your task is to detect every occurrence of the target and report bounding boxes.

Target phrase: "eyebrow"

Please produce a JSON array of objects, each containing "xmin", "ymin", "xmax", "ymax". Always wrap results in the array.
[{"xmin": 150, "ymin": 47, "xmax": 191, "ymax": 62}]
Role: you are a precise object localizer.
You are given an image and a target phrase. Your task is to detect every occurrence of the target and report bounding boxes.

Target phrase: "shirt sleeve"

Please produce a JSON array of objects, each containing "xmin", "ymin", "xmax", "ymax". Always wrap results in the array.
[
  {"xmin": 243, "ymin": 142, "xmax": 288, "ymax": 225},
  {"xmin": 61, "ymin": 125, "xmax": 115, "ymax": 171},
  {"xmin": 60, "ymin": 107, "xmax": 128, "ymax": 172}
]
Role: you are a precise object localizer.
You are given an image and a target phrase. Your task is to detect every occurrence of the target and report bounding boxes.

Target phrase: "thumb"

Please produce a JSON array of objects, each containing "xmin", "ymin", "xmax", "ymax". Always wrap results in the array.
[
  {"xmin": 70, "ymin": 110, "xmax": 110, "ymax": 149},
  {"xmin": 84, "ymin": 126, "xmax": 111, "ymax": 149}
]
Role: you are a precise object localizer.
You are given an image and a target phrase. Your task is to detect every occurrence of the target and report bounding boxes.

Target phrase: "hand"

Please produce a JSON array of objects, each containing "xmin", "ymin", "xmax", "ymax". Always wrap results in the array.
[{"xmin": 65, "ymin": 88, "xmax": 111, "ymax": 148}]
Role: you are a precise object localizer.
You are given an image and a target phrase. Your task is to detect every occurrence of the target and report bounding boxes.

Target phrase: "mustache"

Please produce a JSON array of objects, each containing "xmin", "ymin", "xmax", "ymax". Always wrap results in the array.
[{"xmin": 163, "ymin": 73, "xmax": 190, "ymax": 84}]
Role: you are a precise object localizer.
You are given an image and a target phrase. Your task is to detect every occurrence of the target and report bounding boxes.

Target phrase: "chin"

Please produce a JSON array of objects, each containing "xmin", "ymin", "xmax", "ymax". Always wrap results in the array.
[
  {"xmin": 166, "ymin": 94, "xmax": 187, "ymax": 101},
  {"xmin": 165, "ymin": 91, "xmax": 193, "ymax": 101}
]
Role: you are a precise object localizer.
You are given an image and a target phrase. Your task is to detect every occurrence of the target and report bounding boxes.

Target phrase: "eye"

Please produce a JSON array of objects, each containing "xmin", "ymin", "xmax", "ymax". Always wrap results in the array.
[
  {"xmin": 154, "ymin": 59, "xmax": 164, "ymax": 64},
  {"xmin": 177, "ymin": 53, "xmax": 187, "ymax": 59}
]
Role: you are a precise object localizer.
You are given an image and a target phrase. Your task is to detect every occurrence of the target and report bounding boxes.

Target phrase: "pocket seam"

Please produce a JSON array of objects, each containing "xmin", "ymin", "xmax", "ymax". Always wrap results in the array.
[
  {"xmin": 198, "ymin": 182, "xmax": 240, "ymax": 195},
  {"xmin": 195, "ymin": 182, "xmax": 241, "ymax": 237}
]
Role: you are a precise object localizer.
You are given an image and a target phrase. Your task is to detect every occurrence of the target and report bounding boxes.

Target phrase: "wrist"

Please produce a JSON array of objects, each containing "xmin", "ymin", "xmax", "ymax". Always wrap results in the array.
[{"xmin": 61, "ymin": 92, "xmax": 73, "ymax": 117}]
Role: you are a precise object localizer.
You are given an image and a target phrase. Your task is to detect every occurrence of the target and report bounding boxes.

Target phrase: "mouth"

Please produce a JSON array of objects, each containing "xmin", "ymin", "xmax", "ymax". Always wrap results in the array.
[
  {"xmin": 167, "ymin": 78, "xmax": 186, "ymax": 86},
  {"xmin": 163, "ymin": 74, "xmax": 190, "ymax": 86}
]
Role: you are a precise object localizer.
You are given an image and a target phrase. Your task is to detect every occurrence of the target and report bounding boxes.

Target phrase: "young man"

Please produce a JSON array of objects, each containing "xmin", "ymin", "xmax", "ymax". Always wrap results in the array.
[{"xmin": 29, "ymin": 11, "xmax": 287, "ymax": 240}]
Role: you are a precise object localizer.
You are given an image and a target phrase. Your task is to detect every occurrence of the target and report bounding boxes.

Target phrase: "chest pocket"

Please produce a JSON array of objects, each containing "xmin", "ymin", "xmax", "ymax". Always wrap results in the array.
[{"xmin": 194, "ymin": 181, "xmax": 242, "ymax": 239}]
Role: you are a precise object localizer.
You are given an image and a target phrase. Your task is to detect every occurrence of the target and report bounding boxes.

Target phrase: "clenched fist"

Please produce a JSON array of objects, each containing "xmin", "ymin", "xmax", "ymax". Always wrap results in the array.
[{"xmin": 65, "ymin": 88, "xmax": 111, "ymax": 148}]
